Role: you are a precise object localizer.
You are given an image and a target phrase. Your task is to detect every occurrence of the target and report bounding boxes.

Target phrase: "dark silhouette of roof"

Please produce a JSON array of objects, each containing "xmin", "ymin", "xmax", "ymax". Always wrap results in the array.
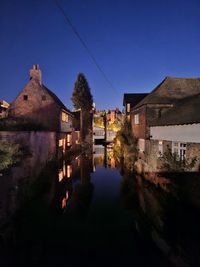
[
  {"xmin": 134, "ymin": 77, "xmax": 200, "ymax": 109},
  {"xmin": 123, "ymin": 93, "xmax": 149, "ymax": 106},
  {"xmin": 151, "ymin": 93, "xmax": 200, "ymax": 126}
]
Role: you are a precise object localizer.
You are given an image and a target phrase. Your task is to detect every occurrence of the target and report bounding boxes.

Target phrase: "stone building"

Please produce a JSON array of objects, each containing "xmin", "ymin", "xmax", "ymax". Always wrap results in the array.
[
  {"xmin": 107, "ymin": 108, "xmax": 122, "ymax": 123},
  {"xmin": 130, "ymin": 77, "xmax": 200, "ymax": 172},
  {"xmin": 9, "ymin": 64, "xmax": 73, "ymax": 132},
  {"xmin": 8, "ymin": 64, "xmax": 75, "ymax": 155}
]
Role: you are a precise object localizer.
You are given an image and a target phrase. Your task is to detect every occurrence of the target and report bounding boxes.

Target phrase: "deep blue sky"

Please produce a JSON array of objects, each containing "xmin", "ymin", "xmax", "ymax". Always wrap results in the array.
[{"xmin": 1, "ymin": 0, "xmax": 200, "ymax": 110}]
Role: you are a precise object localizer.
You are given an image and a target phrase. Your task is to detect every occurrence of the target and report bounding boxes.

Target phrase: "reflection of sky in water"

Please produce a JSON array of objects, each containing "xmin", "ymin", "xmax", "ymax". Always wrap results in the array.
[{"xmin": 91, "ymin": 166, "xmax": 121, "ymax": 200}]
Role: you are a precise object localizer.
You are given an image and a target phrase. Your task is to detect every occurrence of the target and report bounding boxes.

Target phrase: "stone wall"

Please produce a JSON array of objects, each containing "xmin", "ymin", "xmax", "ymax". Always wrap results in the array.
[{"xmin": 0, "ymin": 131, "xmax": 57, "ymax": 172}]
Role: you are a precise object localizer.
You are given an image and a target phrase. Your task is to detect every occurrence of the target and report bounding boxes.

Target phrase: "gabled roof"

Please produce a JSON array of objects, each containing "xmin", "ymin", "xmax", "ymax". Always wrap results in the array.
[
  {"xmin": 42, "ymin": 85, "xmax": 72, "ymax": 114},
  {"xmin": 151, "ymin": 93, "xmax": 200, "ymax": 126},
  {"xmin": 134, "ymin": 77, "xmax": 200, "ymax": 109},
  {"xmin": 123, "ymin": 93, "xmax": 149, "ymax": 106}
]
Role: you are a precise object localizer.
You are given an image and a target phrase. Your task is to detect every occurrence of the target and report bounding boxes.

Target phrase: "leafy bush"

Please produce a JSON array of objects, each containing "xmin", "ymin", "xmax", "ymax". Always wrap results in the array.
[
  {"xmin": 160, "ymin": 147, "xmax": 197, "ymax": 172},
  {"xmin": 0, "ymin": 141, "xmax": 31, "ymax": 171},
  {"xmin": 113, "ymin": 119, "xmax": 138, "ymax": 171}
]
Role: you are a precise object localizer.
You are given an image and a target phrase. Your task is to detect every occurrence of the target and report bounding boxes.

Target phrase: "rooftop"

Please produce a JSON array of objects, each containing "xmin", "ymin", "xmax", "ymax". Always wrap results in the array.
[{"xmin": 134, "ymin": 77, "xmax": 200, "ymax": 109}]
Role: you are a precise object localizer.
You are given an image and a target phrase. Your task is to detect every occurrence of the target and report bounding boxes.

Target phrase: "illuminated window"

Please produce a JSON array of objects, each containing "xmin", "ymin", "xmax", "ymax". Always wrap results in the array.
[
  {"xmin": 62, "ymin": 112, "xmax": 69, "ymax": 122},
  {"xmin": 127, "ymin": 103, "xmax": 130, "ymax": 113},
  {"xmin": 158, "ymin": 141, "xmax": 163, "ymax": 156},
  {"xmin": 134, "ymin": 114, "xmax": 139, "ymax": 124}
]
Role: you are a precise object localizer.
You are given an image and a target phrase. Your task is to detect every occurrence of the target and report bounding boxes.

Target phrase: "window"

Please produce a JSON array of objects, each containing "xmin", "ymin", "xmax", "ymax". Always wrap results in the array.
[
  {"xmin": 172, "ymin": 142, "xmax": 186, "ymax": 160},
  {"xmin": 127, "ymin": 103, "xmax": 130, "ymax": 113},
  {"xmin": 134, "ymin": 114, "xmax": 139, "ymax": 124},
  {"xmin": 158, "ymin": 141, "xmax": 163, "ymax": 156},
  {"xmin": 42, "ymin": 95, "xmax": 46, "ymax": 101},
  {"xmin": 23, "ymin": 95, "xmax": 28, "ymax": 101},
  {"xmin": 62, "ymin": 112, "xmax": 69, "ymax": 122}
]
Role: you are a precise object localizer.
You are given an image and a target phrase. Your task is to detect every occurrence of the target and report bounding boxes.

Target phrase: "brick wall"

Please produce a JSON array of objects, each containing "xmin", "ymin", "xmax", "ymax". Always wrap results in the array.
[
  {"xmin": 9, "ymin": 80, "xmax": 61, "ymax": 131},
  {"xmin": 131, "ymin": 105, "xmax": 146, "ymax": 139}
]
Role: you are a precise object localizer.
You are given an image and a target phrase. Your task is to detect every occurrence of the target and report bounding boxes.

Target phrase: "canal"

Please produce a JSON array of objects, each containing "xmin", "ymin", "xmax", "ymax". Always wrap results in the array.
[{"xmin": 1, "ymin": 145, "xmax": 200, "ymax": 267}]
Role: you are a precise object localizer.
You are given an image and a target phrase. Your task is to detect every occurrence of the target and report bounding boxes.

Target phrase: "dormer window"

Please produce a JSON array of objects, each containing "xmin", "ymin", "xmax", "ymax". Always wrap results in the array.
[{"xmin": 23, "ymin": 95, "xmax": 28, "ymax": 101}]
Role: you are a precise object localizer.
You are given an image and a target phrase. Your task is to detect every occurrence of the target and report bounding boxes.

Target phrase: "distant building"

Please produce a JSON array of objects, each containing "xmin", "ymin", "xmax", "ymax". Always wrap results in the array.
[
  {"xmin": 107, "ymin": 108, "xmax": 122, "ymax": 123},
  {"xmin": 130, "ymin": 77, "xmax": 200, "ymax": 172},
  {"xmin": 0, "ymin": 100, "xmax": 9, "ymax": 118}
]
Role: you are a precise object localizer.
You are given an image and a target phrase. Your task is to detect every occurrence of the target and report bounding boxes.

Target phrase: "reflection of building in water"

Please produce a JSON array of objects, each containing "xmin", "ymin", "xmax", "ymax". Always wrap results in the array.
[
  {"xmin": 93, "ymin": 145, "xmax": 116, "ymax": 169},
  {"xmin": 62, "ymin": 191, "xmax": 69, "ymax": 209},
  {"xmin": 0, "ymin": 138, "xmax": 57, "ymax": 239},
  {"xmin": 93, "ymin": 127, "xmax": 116, "ymax": 143},
  {"xmin": 58, "ymin": 161, "xmax": 72, "ymax": 182}
]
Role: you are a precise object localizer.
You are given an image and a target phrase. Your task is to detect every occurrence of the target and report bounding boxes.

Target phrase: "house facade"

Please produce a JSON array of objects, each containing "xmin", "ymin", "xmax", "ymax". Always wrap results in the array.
[
  {"xmin": 8, "ymin": 65, "xmax": 75, "ymax": 155},
  {"xmin": 130, "ymin": 77, "xmax": 200, "ymax": 172}
]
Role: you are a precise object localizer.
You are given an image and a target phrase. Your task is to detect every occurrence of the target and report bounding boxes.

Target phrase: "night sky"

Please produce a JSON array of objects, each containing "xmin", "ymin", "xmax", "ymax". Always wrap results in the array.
[{"xmin": 1, "ymin": 0, "xmax": 200, "ymax": 110}]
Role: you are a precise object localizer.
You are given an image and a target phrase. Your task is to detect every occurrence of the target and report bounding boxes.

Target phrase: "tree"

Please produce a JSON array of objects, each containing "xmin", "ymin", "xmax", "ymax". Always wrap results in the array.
[
  {"xmin": 113, "ymin": 118, "xmax": 138, "ymax": 171},
  {"xmin": 71, "ymin": 73, "xmax": 93, "ymax": 142},
  {"xmin": 71, "ymin": 73, "xmax": 93, "ymax": 111}
]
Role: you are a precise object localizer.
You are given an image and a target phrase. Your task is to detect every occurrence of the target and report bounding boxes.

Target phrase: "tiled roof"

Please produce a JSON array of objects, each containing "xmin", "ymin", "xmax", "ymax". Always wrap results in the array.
[
  {"xmin": 134, "ymin": 77, "xmax": 200, "ymax": 108},
  {"xmin": 151, "ymin": 93, "xmax": 200, "ymax": 126}
]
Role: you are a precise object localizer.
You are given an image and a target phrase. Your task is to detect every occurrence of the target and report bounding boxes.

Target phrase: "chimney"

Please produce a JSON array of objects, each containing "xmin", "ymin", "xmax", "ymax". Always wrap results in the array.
[{"xmin": 29, "ymin": 64, "xmax": 42, "ymax": 84}]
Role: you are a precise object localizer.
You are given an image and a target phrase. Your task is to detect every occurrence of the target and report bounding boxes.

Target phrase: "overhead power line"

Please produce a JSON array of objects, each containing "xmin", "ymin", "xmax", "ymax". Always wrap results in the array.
[{"xmin": 54, "ymin": 0, "xmax": 118, "ymax": 93}]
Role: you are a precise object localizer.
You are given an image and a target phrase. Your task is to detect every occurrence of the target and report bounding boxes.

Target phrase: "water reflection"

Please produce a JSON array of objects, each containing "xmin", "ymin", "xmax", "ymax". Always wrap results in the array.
[
  {"xmin": 1, "ymin": 143, "xmax": 200, "ymax": 267},
  {"xmin": 121, "ymin": 170, "xmax": 200, "ymax": 267}
]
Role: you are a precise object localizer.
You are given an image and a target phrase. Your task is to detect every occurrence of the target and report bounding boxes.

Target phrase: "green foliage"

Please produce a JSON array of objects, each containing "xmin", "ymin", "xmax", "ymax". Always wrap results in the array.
[
  {"xmin": 0, "ymin": 141, "xmax": 31, "ymax": 171},
  {"xmin": 160, "ymin": 147, "xmax": 197, "ymax": 172},
  {"xmin": 71, "ymin": 73, "xmax": 93, "ymax": 111},
  {"xmin": 71, "ymin": 73, "xmax": 93, "ymax": 142},
  {"xmin": 113, "ymin": 119, "xmax": 138, "ymax": 171},
  {"xmin": 108, "ymin": 119, "xmax": 121, "ymax": 132}
]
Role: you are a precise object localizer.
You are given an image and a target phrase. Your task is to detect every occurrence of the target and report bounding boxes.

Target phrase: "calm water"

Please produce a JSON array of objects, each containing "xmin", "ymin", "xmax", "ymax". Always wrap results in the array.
[{"xmin": 0, "ymin": 145, "xmax": 200, "ymax": 267}]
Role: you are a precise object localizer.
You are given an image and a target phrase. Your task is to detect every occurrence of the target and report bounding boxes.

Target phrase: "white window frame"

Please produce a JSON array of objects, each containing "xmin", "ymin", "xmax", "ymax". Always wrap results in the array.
[
  {"xmin": 172, "ymin": 142, "xmax": 187, "ymax": 160},
  {"xmin": 134, "ymin": 114, "xmax": 139, "ymax": 125},
  {"xmin": 127, "ymin": 103, "xmax": 130, "ymax": 113}
]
